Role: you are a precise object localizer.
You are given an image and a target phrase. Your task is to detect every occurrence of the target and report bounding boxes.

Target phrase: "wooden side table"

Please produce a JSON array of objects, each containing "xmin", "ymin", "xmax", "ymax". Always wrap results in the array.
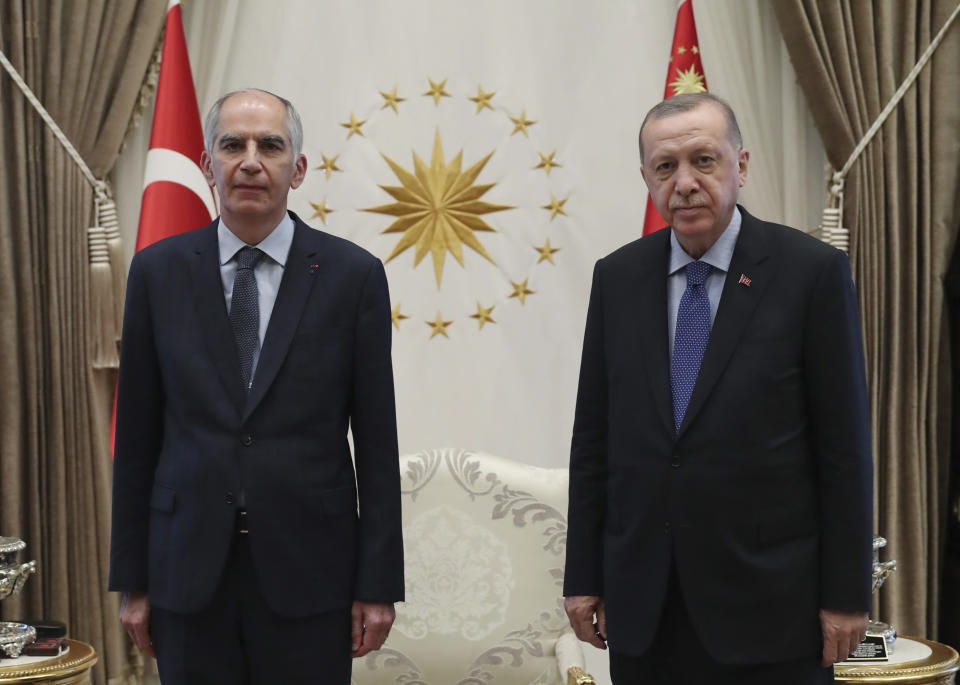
[
  {"xmin": 0, "ymin": 640, "xmax": 97, "ymax": 684},
  {"xmin": 836, "ymin": 636, "xmax": 958, "ymax": 684}
]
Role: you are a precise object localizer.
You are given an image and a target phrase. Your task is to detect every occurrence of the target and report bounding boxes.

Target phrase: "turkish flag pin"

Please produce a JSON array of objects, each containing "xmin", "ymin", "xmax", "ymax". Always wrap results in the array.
[{"xmin": 738, "ymin": 274, "xmax": 752, "ymax": 287}]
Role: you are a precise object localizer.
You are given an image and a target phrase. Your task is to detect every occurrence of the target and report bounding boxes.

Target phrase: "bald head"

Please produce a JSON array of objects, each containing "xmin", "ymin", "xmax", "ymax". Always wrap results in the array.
[{"xmin": 204, "ymin": 88, "xmax": 303, "ymax": 158}]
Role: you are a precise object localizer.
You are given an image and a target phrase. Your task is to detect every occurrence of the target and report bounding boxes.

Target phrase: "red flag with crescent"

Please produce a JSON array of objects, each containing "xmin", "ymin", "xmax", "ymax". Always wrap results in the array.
[
  {"xmin": 112, "ymin": 0, "xmax": 216, "ymax": 454},
  {"xmin": 642, "ymin": 0, "xmax": 708, "ymax": 236}
]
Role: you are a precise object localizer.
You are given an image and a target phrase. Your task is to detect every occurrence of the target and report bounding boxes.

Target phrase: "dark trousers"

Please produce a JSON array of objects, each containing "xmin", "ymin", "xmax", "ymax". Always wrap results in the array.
[
  {"xmin": 610, "ymin": 567, "xmax": 833, "ymax": 685},
  {"xmin": 150, "ymin": 530, "xmax": 352, "ymax": 684}
]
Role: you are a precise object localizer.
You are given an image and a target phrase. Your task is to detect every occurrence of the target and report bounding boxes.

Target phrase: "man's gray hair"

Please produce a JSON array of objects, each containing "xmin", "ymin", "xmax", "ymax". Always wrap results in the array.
[
  {"xmin": 638, "ymin": 92, "xmax": 742, "ymax": 165},
  {"xmin": 203, "ymin": 88, "xmax": 304, "ymax": 158}
]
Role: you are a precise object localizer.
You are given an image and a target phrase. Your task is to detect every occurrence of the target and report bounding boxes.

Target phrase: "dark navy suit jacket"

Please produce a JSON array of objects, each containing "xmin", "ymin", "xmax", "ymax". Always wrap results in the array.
[
  {"xmin": 563, "ymin": 206, "xmax": 872, "ymax": 663},
  {"xmin": 109, "ymin": 211, "xmax": 403, "ymax": 617}
]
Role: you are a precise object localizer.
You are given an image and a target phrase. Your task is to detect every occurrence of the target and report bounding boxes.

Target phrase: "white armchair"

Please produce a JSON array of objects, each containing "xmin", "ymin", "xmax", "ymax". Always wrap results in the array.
[{"xmin": 351, "ymin": 448, "xmax": 595, "ymax": 685}]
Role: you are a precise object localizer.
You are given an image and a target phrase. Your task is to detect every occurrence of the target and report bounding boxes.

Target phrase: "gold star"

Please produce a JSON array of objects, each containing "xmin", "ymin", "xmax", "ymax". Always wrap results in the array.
[
  {"xmin": 340, "ymin": 112, "xmax": 366, "ymax": 139},
  {"xmin": 314, "ymin": 153, "xmax": 341, "ymax": 179},
  {"xmin": 391, "ymin": 303, "xmax": 410, "ymax": 330},
  {"xmin": 541, "ymin": 194, "xmax": 568, "ymax": 220},
  {"xmin": 691, "ymin": 45, "xmax": 699, "ymax": 54},
  {"xmin": 364, "ymin": 129, "xmax": 513, "ymax": 288},
  {"xmin": 668, "ymin": 65, "xmax": 707, "ymax": 95},
  {"xmin": 509, "ymin": 279, "xmax": 535, "ymax": 305},
  {"xmin": 309, "ymin": 198, "xmax": 334, "ymax": 225},
  {"xmin": 426, "ymin": 312, "xmax": 453, "ymax": 339},
  {"xmin": 677, "ymin": 45, "xmax": 687, "ymax": 55},
  {"xmin": 533, "ymin": 150, "xmax": 561, "ymax": 176},
  {"xmin": 423, "ymin": 78, "xmax": 451, "ymax": 106},
  {"xmin": 534, "ymin": 238, "xmax": 560, "ymax": 264},
  {"xmin": 379, "ymin": 85, "xmax": 406, "ymax": 113},
  {"xmin": 468, "ymin": 85, "xmax": 496, "ymax": 113},
  {"xmin": 469, "ymin": 302, "xmax": 496, "ymax": 329},
  {"xmin": 509, "ymin": 110, "xmax": 537, "ymax": 137}
]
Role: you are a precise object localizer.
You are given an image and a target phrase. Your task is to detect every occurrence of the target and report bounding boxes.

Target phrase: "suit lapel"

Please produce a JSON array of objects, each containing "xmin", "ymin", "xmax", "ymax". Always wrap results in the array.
[
  {"xmin": 188, "ymin": 221, "xmax": 246, "ymax": 414},
  {"xmin": 243, "ymin": 217, "xmax": 322, "ymax": 421},
  {"xmin": 677, "ymin": 208, "xmax": 773, "ymax": 437},
  {"xmin": 636, "ymin": 231, "xmax": 675, "ymax": 436}
]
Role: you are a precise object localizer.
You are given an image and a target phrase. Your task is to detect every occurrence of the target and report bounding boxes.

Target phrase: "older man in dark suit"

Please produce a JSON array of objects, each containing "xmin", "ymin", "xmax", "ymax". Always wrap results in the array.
[
  {"xmin": 563, "ymin": 92, "xmax": 873, "ymax": 684},
  {"xmin": 109, "ymin": 89, "xmax": 403, "ymax": 684}
]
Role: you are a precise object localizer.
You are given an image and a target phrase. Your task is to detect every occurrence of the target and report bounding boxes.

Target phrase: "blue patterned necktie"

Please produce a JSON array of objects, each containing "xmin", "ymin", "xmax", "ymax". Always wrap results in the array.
[
  {"xmin": 671, "ymin": 260, "xmax": 712, "ymax": 432},
  {"xmin": 229, "ymin": 246, "xmax": 264, "ymax": 391}
]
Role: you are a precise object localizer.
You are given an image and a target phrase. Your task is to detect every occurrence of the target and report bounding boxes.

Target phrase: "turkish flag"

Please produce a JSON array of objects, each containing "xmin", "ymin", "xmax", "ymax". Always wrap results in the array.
[
  {"xmin": 641, "ymin": 0, "xmax": 708, "ymax": 236},
  {"xmin": 112, "ymin": 0, "xmax": 216, "ymax": 454}
]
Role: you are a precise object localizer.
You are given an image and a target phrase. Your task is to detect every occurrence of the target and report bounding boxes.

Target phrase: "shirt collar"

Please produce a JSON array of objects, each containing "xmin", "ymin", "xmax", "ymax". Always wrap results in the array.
[
  {"xmin": 218, "ymin": 212, "xmax": 295, "ymax": 267},
  {"xmin": 668, "ymin": 206, "xmax": 742, "ymax": 276}
]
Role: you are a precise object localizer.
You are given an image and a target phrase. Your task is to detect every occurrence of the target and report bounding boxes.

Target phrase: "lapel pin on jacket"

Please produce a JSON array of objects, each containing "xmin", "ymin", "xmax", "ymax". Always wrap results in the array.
[
  {"xmin": 738, "ymin": 273, "xmax": 752, "ymax": 287},
  {"xmin": 308, "ymin": 263, "xmax": 319, "ymax": 276}
]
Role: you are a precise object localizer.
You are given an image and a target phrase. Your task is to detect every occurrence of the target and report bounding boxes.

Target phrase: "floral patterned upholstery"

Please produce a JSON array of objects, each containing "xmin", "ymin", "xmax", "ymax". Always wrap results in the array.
[{"xmin": 351, "ymin": 448, "xmax": 585, "ymax": 685}]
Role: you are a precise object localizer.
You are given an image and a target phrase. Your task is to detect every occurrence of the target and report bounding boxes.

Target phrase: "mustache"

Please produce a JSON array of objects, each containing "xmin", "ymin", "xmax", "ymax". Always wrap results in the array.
[{"xmin": 669, "ymin": 202, "xmax": 707, "ymax": 210}]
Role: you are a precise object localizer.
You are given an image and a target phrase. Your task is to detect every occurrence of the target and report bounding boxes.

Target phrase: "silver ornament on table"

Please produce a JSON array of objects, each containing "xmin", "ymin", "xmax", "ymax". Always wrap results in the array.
[
  {"xmin": 867, "ymin": 536, "xmax": 897, "ymax": 654},
  {"xmin": 0, "ymin": 536, "xmax": 37, "ymax": 658}
]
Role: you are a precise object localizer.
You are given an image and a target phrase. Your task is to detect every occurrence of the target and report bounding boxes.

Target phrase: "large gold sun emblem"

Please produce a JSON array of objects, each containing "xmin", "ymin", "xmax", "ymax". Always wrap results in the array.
[
  {"xmin": 364, "ymin": 130, "xmax": 512, "ymax": 287},
  {"xmin": 310, "ymin": 77, "xmax": 570, "ymax": 340}
]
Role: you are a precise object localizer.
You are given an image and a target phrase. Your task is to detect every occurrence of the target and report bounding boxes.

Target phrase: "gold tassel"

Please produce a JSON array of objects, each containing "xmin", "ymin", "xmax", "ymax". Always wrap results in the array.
[
  {"xmin": 99, "ymin": 198, "xmax": 126, "ymax": 340},
  {"xmin": 88, "ymin": 226, "xmax": 119, "ymax": 369}
]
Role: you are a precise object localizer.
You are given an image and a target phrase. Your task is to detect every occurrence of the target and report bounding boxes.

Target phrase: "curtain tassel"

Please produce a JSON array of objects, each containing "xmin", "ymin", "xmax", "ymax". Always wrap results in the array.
[
  {"xmin": 819, "ymin": 169, "xmax": 849, "ymax": 254},
  {"xmin": 99, "ymin": 197, "xmax": 126, "ymax": 342},
  {"xmin": 87, "ymin": 225, "xmax": 119, "ymax": 369}
]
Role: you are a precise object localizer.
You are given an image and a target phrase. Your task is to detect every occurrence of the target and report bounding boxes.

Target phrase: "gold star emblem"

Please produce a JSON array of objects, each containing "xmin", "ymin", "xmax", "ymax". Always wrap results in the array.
[
  {"xmin": 541, "ymin": 194, "xmax": 568, "ymax": 220},
  {"xmin": 469, "ymin": 302, "xmax": 496, "ymax": 329},
  {"xmin": 534, "ymin": 238, "xmax": 560, "ymax": 264},
  {"xmin": 309, "ymin": 198, "xmax": 334, "ymax": 225},
  {"xmin": 534, "ymin": 150, "xmax": 561, "ymax": 176},
  {"xmin": 691, "ymin": 45, "xmax": 699, "ymax": 54},
  {"xmin": 340, "ymin": 112, "xmax": 367, "ymax": 139},
  {"xmin": 379, "ymin": 86, "xmax": 406, "ymax": 113},
  {"xmin": 677, "ymin": 45, "xmax": 687, "ymax": 55},
  {"xmin": 364, "ymin": 130, "xmax": 513, "ymax": 287},
  {"xmin": 391, "ymin": 303, "xmax": 410, "ymax": 330},
  {"xmin": 468, "ymin": 85, "xmax": 496, "ymax": 113},
  {"xmin": 509, "ymin": 278, "xmax": 535, "ymax": 305},
  {"xmin": 423, "ymin": 78, "xmax": 451, "ymax": 106},
  {"xmin": 509, "ymin": 110, "xmax": 537, "ymax": 137},
  {"xmin": 315, "ymin": 153, "xmax": 341, "ymax": 179},
  {"xmin": 426, "ymin": 312, "xmax": 453, "ymax": 339},
  {"xmin": 668, "ymin": 65, "xmax": 707, "ymax": 95}
]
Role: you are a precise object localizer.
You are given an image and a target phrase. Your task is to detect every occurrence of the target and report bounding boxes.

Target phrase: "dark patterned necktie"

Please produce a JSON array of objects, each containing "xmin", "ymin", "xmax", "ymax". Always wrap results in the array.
[
  {"xmin": 671, "ymin": 260, "xmax": 712, "ymax": 432},
  {"xmin": 229, "ymin": 246, "xmax": 264, "ymax": 391}
]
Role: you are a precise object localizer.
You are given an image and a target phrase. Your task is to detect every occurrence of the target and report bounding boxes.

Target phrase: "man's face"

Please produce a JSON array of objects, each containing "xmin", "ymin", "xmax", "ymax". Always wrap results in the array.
[
  {"xmin": 640, "ymin": 103, "xmax": 748, "ymax": 255},
  {"xmin": 201, "ymin": 91, "xmax": 307, "ymax": 226}
]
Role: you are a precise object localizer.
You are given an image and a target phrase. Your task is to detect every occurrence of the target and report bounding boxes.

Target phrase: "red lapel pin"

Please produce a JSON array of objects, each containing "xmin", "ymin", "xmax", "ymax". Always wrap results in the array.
[{"xmin": 738, "ymin": 274, "xmax": 751, "ymax": 287}]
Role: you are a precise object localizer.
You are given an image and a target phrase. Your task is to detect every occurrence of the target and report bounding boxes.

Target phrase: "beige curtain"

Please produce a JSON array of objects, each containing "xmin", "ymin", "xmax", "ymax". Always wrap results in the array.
[
  {"xmin": 0, "ymin": 1, "xmax": 166, "ymax": 683},
  {"xmin": 773, "ymin": 1, "xmax": 960, "ymax": 639}
]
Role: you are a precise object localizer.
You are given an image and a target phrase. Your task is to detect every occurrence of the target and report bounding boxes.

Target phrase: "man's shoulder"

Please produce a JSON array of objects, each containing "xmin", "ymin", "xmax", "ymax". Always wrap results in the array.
[
  {"xmin": 740, "ymin": 206, "xmax": 842, "ymax": 264},
  {"xmin": 291, "ymin": 214, "xmax": 381, "ymax": 269},
  {"xmin": 132, "ymin": 221, "xmax": 216, "ymax": 265},
  {"xmin": 599, "ymin": 229, "xmax": 667, "ymax": 271}
]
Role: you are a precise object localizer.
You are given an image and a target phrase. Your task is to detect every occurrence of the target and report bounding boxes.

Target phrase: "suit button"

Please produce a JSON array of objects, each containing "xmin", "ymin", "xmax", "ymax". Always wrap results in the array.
[
  {"xmin": 671, "ymin": 455, "xmax": 680, "ymax": 468},
  {"xmin": 225, "ymin": 492, "xmax": 235, "ymax": 505},
  {"xmin": 664, "ymin": 521, "xmax": 671, "ymax": 533},
  {"xmin": 242, "ymin": 434, "xmax": 253, "ymax": 446}
]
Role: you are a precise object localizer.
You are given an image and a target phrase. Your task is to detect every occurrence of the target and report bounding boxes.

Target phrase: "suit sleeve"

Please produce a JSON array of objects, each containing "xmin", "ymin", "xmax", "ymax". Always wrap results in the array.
[
  {"xmin": 563, "ymin": 261, "xmax": 608, "ymax": 597},
  {"xmin": 350, "ymin": 259, "xmax": 404, "ymax": 602},
  {"xmin": 804, "ymin": 249, "xmax": 873, "ymax": 611},
  {"xmin": 109, "ymin": 251, "xmax": 165, "ymax": 592}
]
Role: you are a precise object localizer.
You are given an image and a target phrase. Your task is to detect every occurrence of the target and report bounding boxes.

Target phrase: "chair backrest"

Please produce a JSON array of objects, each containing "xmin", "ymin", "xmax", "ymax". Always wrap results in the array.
[{"xmin": 352, "ymin": 448, "xmax": 570, "ymax": 685}]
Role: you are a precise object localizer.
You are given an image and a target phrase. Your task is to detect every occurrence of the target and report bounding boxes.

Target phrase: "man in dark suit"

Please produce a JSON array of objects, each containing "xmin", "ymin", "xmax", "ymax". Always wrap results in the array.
[
  {"xmin": 563, "ymin": 93, "xmax": 873, "ymax": 684},
  {"xmin": 109, "ymin": 89, "xmax": 403, "ymax": 684}
]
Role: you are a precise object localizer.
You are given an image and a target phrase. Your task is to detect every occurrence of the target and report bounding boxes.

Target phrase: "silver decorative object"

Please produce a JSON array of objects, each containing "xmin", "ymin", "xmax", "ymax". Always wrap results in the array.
[
  {"xmin": 867, "ymin": 536, "xmax": 897, "ymax": 654},
  {"xmin": 0, "ymin": 535, "xmax": 37, "ymax": 658}
]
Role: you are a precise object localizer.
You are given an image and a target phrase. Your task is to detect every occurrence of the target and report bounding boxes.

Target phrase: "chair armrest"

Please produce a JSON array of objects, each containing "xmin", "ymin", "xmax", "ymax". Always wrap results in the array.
[{"xmin": 556, "ymin": 630, "xmax": 597, "ymax": 685}]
